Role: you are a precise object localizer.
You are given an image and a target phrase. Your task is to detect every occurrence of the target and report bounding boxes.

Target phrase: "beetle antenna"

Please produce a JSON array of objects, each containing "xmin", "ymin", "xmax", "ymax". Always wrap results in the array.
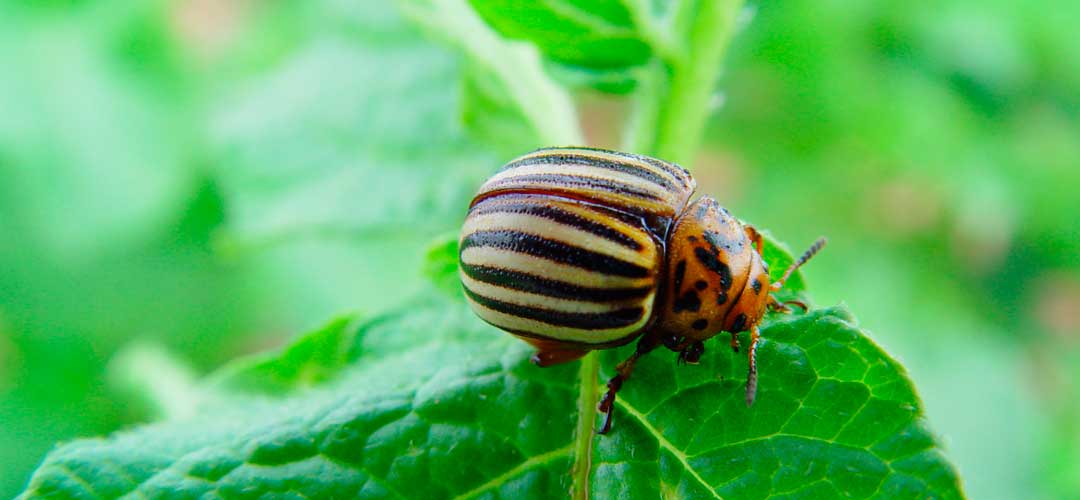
[{"xmin": 773, "ymin": 237, "xmax": 827, "ymax": 290}]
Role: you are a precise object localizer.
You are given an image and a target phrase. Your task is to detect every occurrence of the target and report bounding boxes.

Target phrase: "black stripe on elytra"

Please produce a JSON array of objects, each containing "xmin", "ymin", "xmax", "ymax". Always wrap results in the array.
[
  {"xmin": 617, "ymin": 151, "xmax": 691, "ymax": 190},
  {"xmin": 472, "ymin": 193, "xmax": 650, "ymax": 228},
  {"xmin": 461, "ymin": 264, "xmax": 653, "ymax": 302},
  {"xmin": 461, "ymin": 230, "xmax": 651, "ymax": 278},
  {"xmin": 505, "ymin": 153, "xmax": 680, "ymax": 191},
  {"xmin": 530, "ymin": 147, "xmax": 692, "ymax": 189},
  {"xmin": 486, "ymin": 173, "xmax": 665, "ymax": 203},
  {"xmin": 469, "ymin": 200, "xmax": 643, "ymax": 250},
  {"xmin": 463, "ymin": 287, "xmax": 644, "ymax": 330},
  {"xmin": 694, "ymin": 247, "xmax": 733, "ymax": 290}
]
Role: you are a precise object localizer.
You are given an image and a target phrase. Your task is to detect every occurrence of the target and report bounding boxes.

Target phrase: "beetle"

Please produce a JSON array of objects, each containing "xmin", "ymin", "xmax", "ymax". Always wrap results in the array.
[{"xmin": 458, "ymin": 147, "xmax": 825, "ymax": 433}]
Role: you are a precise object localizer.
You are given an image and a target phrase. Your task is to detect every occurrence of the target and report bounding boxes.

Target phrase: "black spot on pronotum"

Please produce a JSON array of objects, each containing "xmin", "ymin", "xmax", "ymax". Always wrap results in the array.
[
  {"xmin": 694, "ymin": 280, "xmax": 708, "ymax": 291},
  {"xmin": 717, "ymin": 291, "xmax": 728, "ymax": 305},
  {"xmin": 691, "ymin": 319, "xmax": 708, "ymax": 330},
  {"xmin": 693, "ymin": 247, "xmax": 733, "ymax": 290},
  {"xmin": 695, "ymin": 201, "xmax": 710, "ymax": 219},
  {"xmin": 688, "ymin": 235, "xmax": 698, "ymax": 243},
  {"xmin": 704, "ymin": 230, "xmax": 744, "ymax": 253},
  {"xmin": 673, "ymin": 290, "xmax": 701, "ymax": 313},
  {"xmin": 673, "ymin": 260, "xmax": 687, "ymax": 293},
  {"xmin": 730, "ymin": 313, "xmax": 748, "ymax": 332},
  {"xmin": 752, "ymin": 279, "xmax": 763, "ymax": 294}
]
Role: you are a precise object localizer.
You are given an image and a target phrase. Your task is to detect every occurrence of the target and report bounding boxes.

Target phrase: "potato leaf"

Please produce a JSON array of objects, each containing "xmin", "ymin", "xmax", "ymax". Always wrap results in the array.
[{"xmin": 19, "ymin": 242, "xmax": 964, "ymax": 499}]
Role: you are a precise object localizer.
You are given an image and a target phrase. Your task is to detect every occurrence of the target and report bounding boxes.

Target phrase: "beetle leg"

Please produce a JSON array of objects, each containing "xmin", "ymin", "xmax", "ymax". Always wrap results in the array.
[
  {"xmin": 744, "ymin": 224, "xmax": 764, "ymax": 255},
  {"xmin": 766, "ymin": 295, "xmax": 790, "ymax": 313},
  {"xmin": 661, "ymin": 334, "xmax": 684, "ymax": 352},
  {"xmin": 677, "ymin": 341, "xmax": 705, "ymax": 365},
  {"xmin": 597, "ymin": 337, "xmax": 660, "ymax": 434},
  {"xmin": 530, "ymin": 349, "xmax": 589, "ymax": 367},
  {"xmin": 766, "ymin": 295, "xmax": 808, "ymax": 314},
  {"xmin": 729, "ymin": 331, "xmax": 740, "ymax": 352},
  {"xmin": 782, "ymin": 300, "xmax": 808, "ymax": 312},
  {"xmin": 745, "ymin": 325, "xmax": 761, "ymax": 406}
]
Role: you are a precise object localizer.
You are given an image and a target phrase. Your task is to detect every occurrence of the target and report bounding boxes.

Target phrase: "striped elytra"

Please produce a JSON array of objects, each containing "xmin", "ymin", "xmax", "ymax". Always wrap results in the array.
[{"xmin": 458, "ymin": 146, "xmax": 826, "ymax": 433}]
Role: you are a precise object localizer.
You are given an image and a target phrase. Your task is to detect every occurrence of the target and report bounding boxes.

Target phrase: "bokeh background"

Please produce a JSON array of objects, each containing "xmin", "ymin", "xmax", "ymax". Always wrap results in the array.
[{"xmin": 1, "ymin": 1, "xmax": 1078, "ymax": 499}]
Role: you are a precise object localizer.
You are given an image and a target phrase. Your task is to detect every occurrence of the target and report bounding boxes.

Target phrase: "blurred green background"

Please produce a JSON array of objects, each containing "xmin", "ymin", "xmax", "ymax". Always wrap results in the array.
[{"xmin": 1, "ymin": 0, "xmax": 1077, "ymax": 499}]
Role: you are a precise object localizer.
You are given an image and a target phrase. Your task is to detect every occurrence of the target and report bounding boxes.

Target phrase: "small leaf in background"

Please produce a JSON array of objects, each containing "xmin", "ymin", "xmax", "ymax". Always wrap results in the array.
[
  {"xmin": 207, "ymin": 315, "xmax": 360, "ymax": 395},
  {"xmin": 759, "ymin": 228, "xmax": 810, "ymax": 300},
  {"xmin": 463, "ymin": 0, "xmax": 689, "ymax": 94},
  {"xmin": 423, "ymin": 233, "xmax": 464, "ymax": 299},
  {"xmin": 467, "ymin": 0, "xmax": 651, "ymax": 70},
  {"xmin": 19, "ymin": 238, "xmax": 963, "ymax": 499},
  {"xmin": 107, "ymin": 342, "xmax": 201, "ymax": 421}
]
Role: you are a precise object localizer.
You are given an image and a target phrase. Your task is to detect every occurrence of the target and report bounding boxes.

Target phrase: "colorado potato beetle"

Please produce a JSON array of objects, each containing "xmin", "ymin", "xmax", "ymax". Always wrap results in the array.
[{"xmin": 459, "ymin": 147, "xmax": 825, "ymax": 433}]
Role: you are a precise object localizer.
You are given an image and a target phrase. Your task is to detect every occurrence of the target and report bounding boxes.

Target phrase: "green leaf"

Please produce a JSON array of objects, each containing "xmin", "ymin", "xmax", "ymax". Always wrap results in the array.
[
  {"xmin": 593, "ymin": 308, "xmax": 962, "ymax": 498},
  {"xmin": 20, "ymin": 242, "xmax": 963, "ymax": 499},
  {"xmin": 207, "ymin": 315, "xmax": 360, "ymax": 395},
  {"xmin": 106, "ymin": 342, "xmax": 201, "ymax": 421},
  {"xmin": 423, "ymin": 233, "xmax": 465, "ymax": 299},
  {"xmin": 461, "ymin": 0, "xmax": 692, "ymax": 94},
  {"xmin": 467, "ymin": 0, "xmax": 652, "ymax": 70},
  {"xmin": 759, "ymin": 229, "xmax": 811, "ymax": 301},
  {"xmin": 542, "ymin": 59, "xmax": 640, "ymax": 94}
]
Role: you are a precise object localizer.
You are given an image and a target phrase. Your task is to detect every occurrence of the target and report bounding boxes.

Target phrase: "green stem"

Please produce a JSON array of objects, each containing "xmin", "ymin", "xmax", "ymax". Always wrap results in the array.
[
  {"xmin": 626, "ymin": 0, "xmax": 744, "ymax": 166},
  {"xmin": 570, "ymin": 352, "xmax": 599, "ymax": 500},
  {"xmin": 401, "ymin": 0, "xmax": 583, "ymax": 146}
]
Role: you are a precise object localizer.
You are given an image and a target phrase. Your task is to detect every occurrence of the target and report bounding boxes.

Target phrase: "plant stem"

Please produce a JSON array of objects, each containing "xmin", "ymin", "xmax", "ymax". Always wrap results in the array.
[
  {"xmin": 625, "ymin": 0, "xmax": 744, "ymax": 167},
  {"xmin": 570, "ymin": 352, "xmax": 599, "ymax": 500}
]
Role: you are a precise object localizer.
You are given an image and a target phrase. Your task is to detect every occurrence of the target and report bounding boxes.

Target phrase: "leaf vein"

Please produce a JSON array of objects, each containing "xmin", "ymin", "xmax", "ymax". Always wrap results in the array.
[
  {"xmin": 615, "ymin": 398, "xmax": 724, "ymax": 499},
  {"xmin": 53, "ymin": 464, "xmax": 105, "ymax": 500},
  {"xmin": 453, "ymin": 444, "xmax": 574, "ymax": 500}
]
